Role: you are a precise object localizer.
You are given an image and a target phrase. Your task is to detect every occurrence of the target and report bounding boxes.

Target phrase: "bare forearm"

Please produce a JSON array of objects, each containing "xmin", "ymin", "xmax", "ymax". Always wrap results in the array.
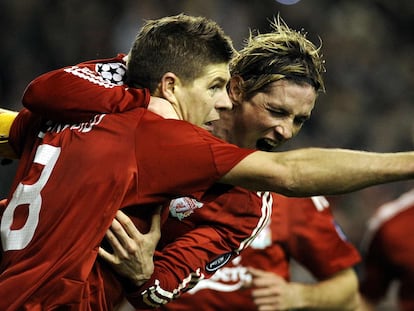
[
  {"xmin": 224, "ymin": 148, "xmax": 414, "ymax": 196},
  {"xmin": 279, "ymin": 148, "xmax": 414, "ymax": 196},
  {"xmin": 292, "ymin": 269, "xmax": 359, "ymax": 310}
]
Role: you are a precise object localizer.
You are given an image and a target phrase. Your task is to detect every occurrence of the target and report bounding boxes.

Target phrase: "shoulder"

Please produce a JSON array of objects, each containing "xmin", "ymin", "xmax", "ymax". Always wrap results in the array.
[
  {"xmin": 273, "ymin": 194, "xmax": 332, "ymax": 221},
  {"xmin": 362, "ymin": 189, "xmax": 414, "ymax": 250},
  {"xmin": 367, "ymin": 189, "xmax": 414, "ymax": 234}
]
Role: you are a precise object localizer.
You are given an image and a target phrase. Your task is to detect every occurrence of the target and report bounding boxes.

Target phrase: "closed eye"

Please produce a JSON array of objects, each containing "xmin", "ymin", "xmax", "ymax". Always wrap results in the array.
[{"xmin": 267, "ymin": 108, "xmax": 288, "ymax": 117}]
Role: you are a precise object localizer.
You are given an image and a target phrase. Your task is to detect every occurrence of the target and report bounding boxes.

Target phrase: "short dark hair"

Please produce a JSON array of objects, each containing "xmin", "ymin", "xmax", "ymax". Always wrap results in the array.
[{"xmin": 127, "ymin": 14, "xmax": 235, "ymax": 93}]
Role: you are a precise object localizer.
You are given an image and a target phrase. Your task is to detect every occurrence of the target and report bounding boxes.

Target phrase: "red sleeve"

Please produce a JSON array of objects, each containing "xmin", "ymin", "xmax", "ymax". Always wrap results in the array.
[
  {"xmin": 279, "ymin": 195, "xmax": 361, "ymax": 279},
  {"xmin": 22, "ymin": 55, "xmax": 150, "ymax": 123},
  {"xmin": 359, "ymin": 191, "xmax": 414, "ymax": 305},
  {"xmin": 134, "ymin": 117, "xmax": 255, "ymax": 203},
  {"xmin": 8, "ymin": 109, "xmax": 42, "ymax": 159},
  {"xmin": 124, "ymin": 189, "xmax": 272, "ymax": 308}
]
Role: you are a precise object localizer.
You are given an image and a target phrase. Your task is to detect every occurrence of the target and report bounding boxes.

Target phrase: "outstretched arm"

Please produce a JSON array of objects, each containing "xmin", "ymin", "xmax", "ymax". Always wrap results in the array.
[
  {"xmin": 222, "ymin": 148, "xmax": 414, "ymax": 196},
  {"xmin": 17, "ymin": 60, "xmax": 414, "ymax": 197},
  {"xmin": 249, "ymin": 267, "xmax": 359, "ymax": 310},
  {"xmin": 3, "ymin": 107, "xmax": 414, "ymax": 197}
]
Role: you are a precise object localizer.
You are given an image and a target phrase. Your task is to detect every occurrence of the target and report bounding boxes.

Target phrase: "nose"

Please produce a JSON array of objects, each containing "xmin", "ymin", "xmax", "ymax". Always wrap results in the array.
[
  {"xmin": 274, "ymin": 123, "xmax": 294, "ymax": 141},
  {"xmin": 215, "ymin": 90, "xmax": 233, "ymax": 110}
]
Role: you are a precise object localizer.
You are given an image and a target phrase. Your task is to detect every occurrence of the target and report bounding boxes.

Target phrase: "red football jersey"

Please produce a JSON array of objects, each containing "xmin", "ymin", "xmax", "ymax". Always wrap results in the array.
[
  {"xmin": 11, "ymin": 56, "xmax": 267, "ymax": 310},
  {"xmin": 360, "ymin": 189, "xmax": 414, "ymax": 311},
  {"xmin": 121, "ymin": 187, "xmax": 272, "ymax": 308},
  {"xmin": 0, "ymin": 61, "xmax": 254, "ymax": 310},
  {"xmin": 161, "ymin": 194, "xmax": 361, "ymax": 311}
]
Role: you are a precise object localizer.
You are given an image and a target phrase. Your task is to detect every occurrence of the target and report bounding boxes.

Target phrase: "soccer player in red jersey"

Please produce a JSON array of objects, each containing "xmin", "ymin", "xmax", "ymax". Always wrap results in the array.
[
  {"xmin": 359, "ymin": 188, "xmax": 414, "ymax": 311},
  {"xmin": 110, "ymin": 20, "xmax": 361, "ymax": 310},
  {"xmin": 158, "ymin": 197, "xmax": 360, "ymax": 311},
  {"xmin": 1, "ymin": 14, "xmax": 414, "ymax": 310},
  {"xmin": 0, "ymin": 15, "xmax": 246, "ymax": 310}
]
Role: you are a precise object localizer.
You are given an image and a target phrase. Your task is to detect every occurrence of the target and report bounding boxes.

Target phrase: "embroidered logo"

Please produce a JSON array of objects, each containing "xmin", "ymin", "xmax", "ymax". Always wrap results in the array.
[
  {"xmin": 206, "ymin": 252, "xmax": 233, "ymax": 273},
  {"xmin": 169, "ymin": 197, "xmax": 203, "ymax": 220}
]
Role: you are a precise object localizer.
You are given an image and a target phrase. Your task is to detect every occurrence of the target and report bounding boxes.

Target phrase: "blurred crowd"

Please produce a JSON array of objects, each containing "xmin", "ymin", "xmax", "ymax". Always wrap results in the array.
[{"xmin": 0, "ymin": 1, "xmax": 413, "ymax": 307}]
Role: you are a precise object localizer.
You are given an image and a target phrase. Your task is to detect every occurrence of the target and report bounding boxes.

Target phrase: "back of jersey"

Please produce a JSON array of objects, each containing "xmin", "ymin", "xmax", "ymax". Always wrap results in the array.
[{"xmin": 0, "ymin": 108, "xmax": 142, "ymax": 310}]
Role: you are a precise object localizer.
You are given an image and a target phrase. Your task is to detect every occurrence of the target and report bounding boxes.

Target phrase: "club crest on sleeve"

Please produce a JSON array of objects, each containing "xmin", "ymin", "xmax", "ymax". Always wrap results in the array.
[
  {"xmin": 169, "ymin": 197, "xmax": 204, "ymax": 220},
  {"xmin": 206, "ymin": 252, "xmax": 233, "ymax": 273},
  {"xmin": 96, "ymin": 62, "xmax": 126, "ymax": 85}
]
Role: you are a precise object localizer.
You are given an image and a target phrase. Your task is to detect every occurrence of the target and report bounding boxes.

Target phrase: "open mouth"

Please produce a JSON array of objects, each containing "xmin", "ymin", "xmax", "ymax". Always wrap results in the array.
[{"xmin": 256, "ymin": 138, "xmax": 278, "ymax": 152}]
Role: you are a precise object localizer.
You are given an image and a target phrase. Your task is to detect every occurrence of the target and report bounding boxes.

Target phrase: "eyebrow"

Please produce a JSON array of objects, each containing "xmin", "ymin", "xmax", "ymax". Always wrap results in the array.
[{"xmin": 212, "ymin": 77, "xmax": 229, "ymax": 85}]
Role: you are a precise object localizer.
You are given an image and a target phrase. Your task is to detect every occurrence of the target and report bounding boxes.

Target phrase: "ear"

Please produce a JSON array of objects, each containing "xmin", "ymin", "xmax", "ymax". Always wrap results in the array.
[
  {"xmin": 228, "ymin": 75, "xmax": 244, "ymax": 105},
  {"xmin": 155, "ymin": 72, "xmax": 179, "ymax": 106}
]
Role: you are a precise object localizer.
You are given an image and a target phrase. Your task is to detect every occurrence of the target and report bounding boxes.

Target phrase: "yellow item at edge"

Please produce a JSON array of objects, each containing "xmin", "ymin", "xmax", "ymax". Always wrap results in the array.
[{"xmin": 0, "ymin": 110, "xmax": 18, "ymax": 144}]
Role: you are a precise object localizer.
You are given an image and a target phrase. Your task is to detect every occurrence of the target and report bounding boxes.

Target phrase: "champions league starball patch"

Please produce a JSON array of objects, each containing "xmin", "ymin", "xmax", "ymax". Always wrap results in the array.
[{"xmin": 96, "ymin": 62, "xmax": 126, "ymax": 85}]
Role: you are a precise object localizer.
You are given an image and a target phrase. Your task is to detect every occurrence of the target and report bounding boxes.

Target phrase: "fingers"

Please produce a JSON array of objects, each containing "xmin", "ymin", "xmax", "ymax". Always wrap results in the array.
[
  {"xmin": 99, "ymin": 207, "xmax": 161, "ymax": 266},
  {"xmin": 149, "ymin": 206, "xmax": 162, "ymax": 240},
  {"xmin": 98, "ymin": 229, "xmax": 123, "ymax": 263},
  {"xmin": 247, "ymin": 267, "xmax": 268, "ymax": 277},
  {"xmin": 248, "ymin": 268, "xmax": 284, "ymax": 289},
  {"xmin": 98, "ymin": 246, "xmax": 116, "ymax": 263},
  {"xmin": 248, "ymin": 267, "xmax": 282, "ymax": 280},
  {"xmin": 114, "ymin": 210, "xmax": 138, "ymax": 238},
  {"xmin": 116, "ymin": 207, "xmax": 162, "ymax": 242},
  {"xmin": 108, "ymin": 217, "xmax": 134, "ymax": 255},
  {"xmin": 99, "ymin": 226, "xmax": 140, "ymax": 263}
]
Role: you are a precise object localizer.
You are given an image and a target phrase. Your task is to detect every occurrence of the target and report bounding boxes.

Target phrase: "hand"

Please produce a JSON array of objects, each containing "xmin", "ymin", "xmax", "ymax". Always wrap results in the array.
[
  {"xmin": 98, "ymin": 207, "xmax": 161, "ymax": 286},
  {"xmin": 248, "ymin": 267, "xmax": 298, "ymax": 311}
]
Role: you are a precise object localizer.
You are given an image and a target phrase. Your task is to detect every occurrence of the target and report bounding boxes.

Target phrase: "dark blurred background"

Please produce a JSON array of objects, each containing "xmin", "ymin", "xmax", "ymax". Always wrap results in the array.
[{"xmin": 0, "ymin": 1, "xmax": 413, "ymax": 308}]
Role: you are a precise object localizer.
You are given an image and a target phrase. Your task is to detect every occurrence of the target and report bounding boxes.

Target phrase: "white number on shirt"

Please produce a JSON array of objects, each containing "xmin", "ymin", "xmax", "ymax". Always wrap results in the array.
[{"xmin": 1, "ymin": 144, "xmax": 60, "ymax": 251}]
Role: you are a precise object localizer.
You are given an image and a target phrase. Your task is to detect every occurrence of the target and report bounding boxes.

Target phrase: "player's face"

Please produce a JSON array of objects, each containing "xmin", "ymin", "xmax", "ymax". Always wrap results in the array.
[
  {"xmin": 223, "ymin": 79, "xmax": 316, "ymax": 151},
  {"xmin": 174, "ymin": 63, "xmax": 232, "ymax": 127}
]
